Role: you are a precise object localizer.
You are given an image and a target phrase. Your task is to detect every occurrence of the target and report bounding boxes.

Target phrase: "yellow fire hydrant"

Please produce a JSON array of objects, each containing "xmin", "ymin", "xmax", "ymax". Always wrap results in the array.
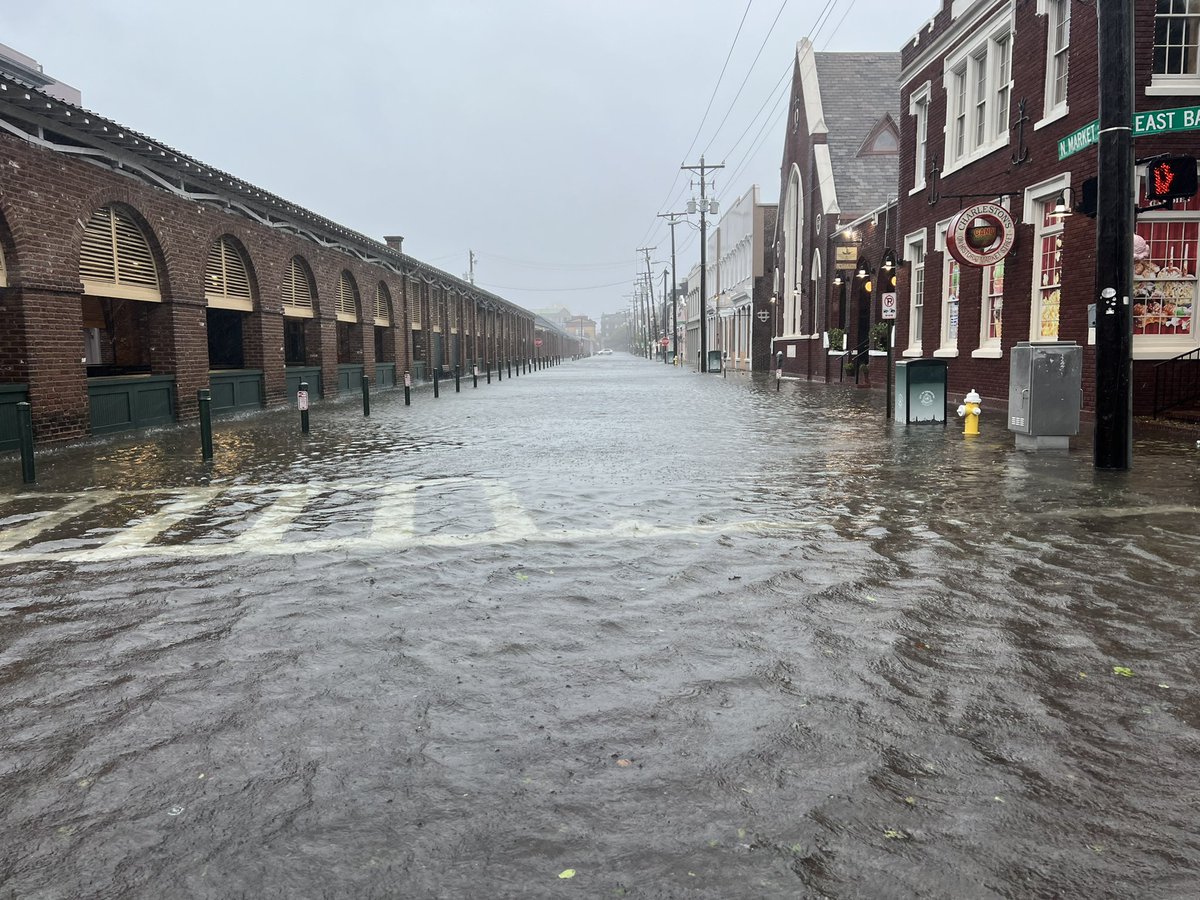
[{"xmin": 957, "ymin": 389, "xmax": 982, "ymax": 436}]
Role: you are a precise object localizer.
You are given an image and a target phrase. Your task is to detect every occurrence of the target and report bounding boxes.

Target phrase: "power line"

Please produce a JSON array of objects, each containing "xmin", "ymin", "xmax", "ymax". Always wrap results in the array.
[{"xmin": 475, "ymin": 277, "xmax": 631, "ymax": 292}]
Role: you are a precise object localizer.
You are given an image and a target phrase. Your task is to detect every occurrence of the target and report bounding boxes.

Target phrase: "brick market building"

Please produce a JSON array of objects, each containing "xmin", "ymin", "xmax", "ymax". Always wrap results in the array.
[
  {"xmin": 0, "ymin": 62, "xmax": 550, "ymax": 451},
  {"xmin": 894, "ymin": 0, "xmax": 1200, "ymax": 418}
]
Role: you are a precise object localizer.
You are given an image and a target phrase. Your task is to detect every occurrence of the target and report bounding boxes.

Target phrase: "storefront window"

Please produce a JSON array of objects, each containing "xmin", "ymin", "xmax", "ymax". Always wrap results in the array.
[
  {"xmin": 943, "ymin": 256, "xmax": 961, "ymax": 345},
  {"xmin": 984, "ymin": 258, "xmax": 1004, "ymax": 343},
  {"xmin": 1134, "ymin": 219, "xmax": 1196, "ymax": 336},
  {"xmin": 1036, "ymin": 201, "xmax": 1063, "ymax": 339}
]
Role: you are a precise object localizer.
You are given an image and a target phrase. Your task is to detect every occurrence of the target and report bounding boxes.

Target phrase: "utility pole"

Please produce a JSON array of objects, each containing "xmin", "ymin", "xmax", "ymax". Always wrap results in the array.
[
  {"xmin": 660, "ymin": 268, "xmax": 670, "ymax": 363},
  {"xmin": 682, "ymin": 156, "xmax": 724, "ymax": 372},
  {"xmin": 467, "ymin": 250, "xmax": 476, "ymax": 285},
  {"xmin": 658, "ymin": 211, "xmax": 687, "ymax": 363},
  {"xmin": 637, "ymin": 247, "xmax": 657, "ymax": 360},
  {"xmin": 1094, "ymin": 0, "xmax": 1135, "ymax": 470}
]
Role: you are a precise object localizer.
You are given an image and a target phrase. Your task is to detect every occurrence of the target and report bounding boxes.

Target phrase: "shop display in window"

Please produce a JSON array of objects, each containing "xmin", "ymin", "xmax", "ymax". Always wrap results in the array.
[{"xmin": 1133, "ymin": 227, "xmax": 1195, "ymax": 336}]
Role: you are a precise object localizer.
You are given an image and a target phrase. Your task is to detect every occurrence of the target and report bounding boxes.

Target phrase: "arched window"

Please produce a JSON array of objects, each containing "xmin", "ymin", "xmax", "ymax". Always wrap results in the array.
[
  {"xmin": 336, "ymin": 271, "xmax": 359, "ymax": 322},
  {"xmin": 80, "ymin": 205, "xmax": 161, "ymax": 302},
  {"xmin": 205, "ymin": 236, "xmax": 254, "ymax": 311},
  {"xmin": 374, "ymin": 283, "xmax": 391, "ymax": 326},
  {"xmin": 282, "ymin": 256, "xmax": 314, "ymax": 317},
  {"xmin": 782, "ymin": 166, "xmax": 803, "ymax": 336}
]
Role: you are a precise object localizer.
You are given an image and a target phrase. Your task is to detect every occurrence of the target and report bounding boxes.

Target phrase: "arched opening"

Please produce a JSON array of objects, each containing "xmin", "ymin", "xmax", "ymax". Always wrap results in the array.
[
  {"xmin": 205, "ymin": 235, "xmax": 263, "ymax": 411},
  {"xmin": 282, "ymin": 255, "xmax": 323, "ymax": 399},
  {"xmin": 335, "ymin": 270, "xmax": 364, "ymax": 391},
  {"xmin": 0, "ymin": 225, "xmax": 28, "ymax": 452},
  {"xmin": 373, "ymin": 281, "xmax": 396, "ymax": 387},
  {"xmin": 782, "ymin": 165, "xmax": 803, "ymax": 337},
  {"xmin": 79, "ymin": 204, "xmax": 177, "ymax": 433}
]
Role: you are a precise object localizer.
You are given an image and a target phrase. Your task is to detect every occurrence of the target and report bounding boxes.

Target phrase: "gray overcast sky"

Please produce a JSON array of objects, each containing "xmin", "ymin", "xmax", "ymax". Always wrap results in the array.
[{"xmin": 4, "ymin": 1, "xmax": 934, "ymax": 322}]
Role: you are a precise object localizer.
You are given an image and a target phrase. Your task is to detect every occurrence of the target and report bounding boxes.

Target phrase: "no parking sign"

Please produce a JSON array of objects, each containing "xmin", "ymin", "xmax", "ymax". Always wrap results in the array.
[{"xmin": 881, "ymin": 292, "xmax": 897, "ymax": 320}]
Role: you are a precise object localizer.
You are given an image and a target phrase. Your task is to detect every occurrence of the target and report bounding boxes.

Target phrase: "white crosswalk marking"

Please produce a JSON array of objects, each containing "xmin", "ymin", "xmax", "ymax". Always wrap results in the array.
[
  {"xmin": 0, "ymin": 479, "xmax": 803, "ymax": 565},
  {"xmin": 0, "ymin": 493, "xmax": 113, "ymax": 553},
  {"xmin": 88, "ymin": 489, "xmax": 223, "ymax": 559}
]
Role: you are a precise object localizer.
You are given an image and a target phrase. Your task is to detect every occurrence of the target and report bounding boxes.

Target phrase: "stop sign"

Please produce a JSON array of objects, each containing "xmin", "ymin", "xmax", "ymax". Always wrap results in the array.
[
  {"xmin": 534, "ymin": 339, "xmax": 543, "ymax": 347},
  {"xmin": 659, "ymin": 337, "xmax": 669, "ymax": 347}
]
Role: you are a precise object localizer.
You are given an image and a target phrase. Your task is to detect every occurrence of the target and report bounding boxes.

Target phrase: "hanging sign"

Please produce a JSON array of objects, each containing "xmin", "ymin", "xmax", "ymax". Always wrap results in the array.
[
  {"xmin": 835, "ymin": 246, "xmax": 858, "ymax": 269},
  {"xmin": 946, "ymin": 203, "xmax": 1015, "ymax": 267}
]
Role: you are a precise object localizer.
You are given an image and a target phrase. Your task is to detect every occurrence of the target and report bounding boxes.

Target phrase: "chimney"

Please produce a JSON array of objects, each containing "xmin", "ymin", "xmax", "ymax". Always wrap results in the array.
[{"xmin": 383, "ymin": 235, "xmax": 404, "ymax": 252}]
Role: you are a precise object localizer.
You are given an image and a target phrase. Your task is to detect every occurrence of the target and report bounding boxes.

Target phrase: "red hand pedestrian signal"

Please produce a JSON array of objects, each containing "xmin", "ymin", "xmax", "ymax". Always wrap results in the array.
[{"xmin": 1145, "ymin": 155, "xmax": 1198, "ymax": 202}]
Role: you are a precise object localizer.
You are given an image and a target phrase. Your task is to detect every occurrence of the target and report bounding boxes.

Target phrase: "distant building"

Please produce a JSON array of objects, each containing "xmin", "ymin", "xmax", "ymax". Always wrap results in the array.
[
  {"xmin": 0, "ymin": 43, "xmax": 81, "ymax": 105},
  {"xmin": 708, "ymin": 185, "xmax": 777, "ymax": 373}
]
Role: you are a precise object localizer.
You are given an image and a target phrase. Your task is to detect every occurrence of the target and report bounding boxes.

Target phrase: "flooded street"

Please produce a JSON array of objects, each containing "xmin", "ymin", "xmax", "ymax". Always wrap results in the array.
[{"xmin": 2, "ymin": 355, "xmax": 1199, "ymax": 899}]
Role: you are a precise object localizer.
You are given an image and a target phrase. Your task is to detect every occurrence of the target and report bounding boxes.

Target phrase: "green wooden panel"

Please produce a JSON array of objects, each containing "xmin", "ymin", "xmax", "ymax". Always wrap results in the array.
[
  {"xmin": 337, "ymin": 364, "xmax": 364, "ymax": 392},
  {"xmin": 376, "ymin": 364, "xmax": 396, "ymax": 388},
  {"xmin": 0, "ymin": 385, "xmax": 30, "ymax": 453},
  {"xmin": 285, "ymin": 367, "xmax": 324, "ymax": 404},
  {"xmin": 88, "ymin": 376, "xmax": 176, "ymax": 435},
  {"xmin": 209, "ymin": 370, "xmax": 264, "ymax": 413}
]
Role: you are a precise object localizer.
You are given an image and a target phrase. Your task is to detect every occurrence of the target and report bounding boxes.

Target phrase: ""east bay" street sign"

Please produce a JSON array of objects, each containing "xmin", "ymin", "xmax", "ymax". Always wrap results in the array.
[{"xmin": 1058, "ymin": 105, "xmax": 1200, "ymax": 161}]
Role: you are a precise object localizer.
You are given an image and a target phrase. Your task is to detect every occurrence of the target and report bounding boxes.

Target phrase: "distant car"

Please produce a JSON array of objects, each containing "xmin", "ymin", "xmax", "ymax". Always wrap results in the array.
[{"xmin": 599, "ymin": 348, "xmax": 613, "ymax": 355}]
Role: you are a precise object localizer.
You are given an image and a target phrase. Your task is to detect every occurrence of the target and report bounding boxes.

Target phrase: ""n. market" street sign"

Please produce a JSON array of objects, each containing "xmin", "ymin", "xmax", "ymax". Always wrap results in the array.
[{"xmin": 1058, "ymin": 105, "xmax": 1200, "ymax": 161}]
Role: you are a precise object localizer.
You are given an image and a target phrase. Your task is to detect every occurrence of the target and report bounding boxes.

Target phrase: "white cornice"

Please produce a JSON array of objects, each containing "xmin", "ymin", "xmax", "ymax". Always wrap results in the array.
[
  {"xmin": 900, "ymin": 0, "xmax": 1013, "ymax": 85},
  {"xmin": 798, "ymin": 38, "xmax": 827, "ymax": 138}
]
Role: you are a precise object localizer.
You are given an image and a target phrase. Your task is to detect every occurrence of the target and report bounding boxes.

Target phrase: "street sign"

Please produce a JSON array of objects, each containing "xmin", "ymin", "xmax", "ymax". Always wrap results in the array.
[
  {"xmin": 297, "ymin": 390, "xmax": 309, "ymax": 412},
  {"xmin": 659, "ymin": 337, "xmax": 669, "ymax": 347},
  {"xmin": 1059, "ymin": 105, "xmax": 1200, "ymax": 160},
  {"xmin": 404, "ymin": 372, "xmax": 412, "ymax": 388},
  {"xmin": 835, "ymin": 246, "xmax": 858, "ymax": 269},
  {"xmin": 534, "ymin": 339, "xmax": 543, "ymax": 347},
  {"xmin": 881, "ymin": 292, "xmax": 898, "ymax": 320}
]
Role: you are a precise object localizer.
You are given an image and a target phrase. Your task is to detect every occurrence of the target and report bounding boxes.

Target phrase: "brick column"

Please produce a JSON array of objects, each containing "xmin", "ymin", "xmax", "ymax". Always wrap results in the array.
[{"xmin": 14, "ymin": 287, "xmax": 90, "ymax": 441}]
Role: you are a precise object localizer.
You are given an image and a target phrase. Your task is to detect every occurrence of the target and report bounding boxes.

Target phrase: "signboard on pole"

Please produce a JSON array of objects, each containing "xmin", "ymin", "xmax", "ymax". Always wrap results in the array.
[
  {"xmin": 881, "ymin": 292, "xmax": 898, "ymax": 320},
  {"xmin": 659, "ymin": 337, "xmax": 669, "ymax": 347},
  {"xmin": 534, "ymin": 339, "xmax": 543, "ymax": 347},
  {"xmin": 297, "ymin": 390, "xmax": 309, "ymax": 411},
  {"xmin": 835, "ymin": 246, "xmax": 858, "ymax": 269}
]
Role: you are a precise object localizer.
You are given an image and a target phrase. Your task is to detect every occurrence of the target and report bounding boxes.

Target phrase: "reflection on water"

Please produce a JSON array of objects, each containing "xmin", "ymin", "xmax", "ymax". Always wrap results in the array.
[{"xmin": 1, "ymin": 357, "xmax": 1199, "ymax": 899}]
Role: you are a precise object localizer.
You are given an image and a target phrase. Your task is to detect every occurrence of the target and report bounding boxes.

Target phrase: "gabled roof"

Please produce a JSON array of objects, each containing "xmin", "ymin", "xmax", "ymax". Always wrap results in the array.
[{"xmin": 813, "ymin": 52, "xmax": 901, "ymax": 216}]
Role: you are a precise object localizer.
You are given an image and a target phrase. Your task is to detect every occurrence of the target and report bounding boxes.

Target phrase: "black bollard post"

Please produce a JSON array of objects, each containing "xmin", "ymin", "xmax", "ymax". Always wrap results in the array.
[
  {"xmin": 455, "ymin": 365, "xmax": 461, "ymax": 393},
  {"xmin": 473, "ymin": 365, "xmax": 478, "ymax": 388},
  {"xmin": 508, "ymin": 358, "xmax": 513, "ymax": 378},
  {"xmin": 404, "ymin": 371, "xmax": 412, "ymax": 406},
  {"xmin": 487, "ymin": 364, "xmax": 492, "ymax": 384},
  {"xmin": 361, "ymin": 375, "xmax": 371, "ymax": 416},
  {"xmin": 434, "ymin": 368, "xmax": 440, "ymax": 398},
  {"xmin": 498, "ymin": 360, "xmax": 503, "ymax": 382},
  {"xmin": 198, "ymin": 388, "xmax": 214, "ymax": 461},
  {"xmin": 298, "ymin": 382, "xmax": 311, "ymax": 434},
  {"xmin": 17, "ymin": 401, "xmax": 35, "ymax": 484}
]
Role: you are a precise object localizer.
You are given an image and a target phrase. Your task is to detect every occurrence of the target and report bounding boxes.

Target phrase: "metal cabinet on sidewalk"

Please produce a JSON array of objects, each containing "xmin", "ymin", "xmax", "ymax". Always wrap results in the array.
[
  {"xmin": 894, "ymin": 358, "xmax": 948, "ymax": 424},
  {"xmin": 1008, "ymin": 341, "xmax": 1082, "ymax": 450}
]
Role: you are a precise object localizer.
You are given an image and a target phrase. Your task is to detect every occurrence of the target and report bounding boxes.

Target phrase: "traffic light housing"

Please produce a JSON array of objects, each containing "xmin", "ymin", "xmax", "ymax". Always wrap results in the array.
[{"xmin": 1145, "ymin": 155, "xmax": 1198, "ymax": 202}]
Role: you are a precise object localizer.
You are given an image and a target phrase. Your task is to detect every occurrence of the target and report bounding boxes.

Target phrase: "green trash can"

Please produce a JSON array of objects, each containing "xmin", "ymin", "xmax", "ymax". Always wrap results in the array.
[{"xmin": 894, "ymin": 359, "xmax": 948, "ymax": 425}]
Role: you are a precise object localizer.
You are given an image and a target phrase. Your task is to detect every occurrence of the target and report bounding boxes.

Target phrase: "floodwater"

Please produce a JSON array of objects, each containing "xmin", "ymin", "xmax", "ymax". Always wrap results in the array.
[{"xmin": 1, "ymin": 355, "xmax": 1198, "ymax": 899}]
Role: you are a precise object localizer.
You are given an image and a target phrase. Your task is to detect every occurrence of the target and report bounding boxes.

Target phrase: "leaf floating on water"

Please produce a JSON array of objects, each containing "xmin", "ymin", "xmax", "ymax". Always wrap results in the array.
[
  {"xmin": 1158, "ymin": 683, "xmax": 1170, "ymax": 689},
  {"xmin": 993, "ymin": 796, "xmax": 1005, "ymax": 803},
  {"xmin": 558, "ymin": 868, "xmax": 576, "ymax": 879},
  {"xmin": 866, "ymin": 596, "xmax": 878, "ymax": 603},
  {"xmin": 616, "ymin": 759, "xmax": 632, "ymax": 767},
  {"xmin": 167, "ymin": 805, "xmax": 184, "ymax": 817},
  {"xmin": 883, "ymin": 829, "xmax": 907, "ymax": 840},
  {"xmin": 904, "ymin": 796, "xmax": 916, "ymax": 805},
  {"xmin": 1113, "ymin": 666, "xmax": 1135, "ymax": 677},
  {"xmin": 515, "ymin": 574, "xmax": 530, "ymax": 582},
  {"xmin": 1078, "ymin": 672, "xmax": 1087, "ymax": 679}
]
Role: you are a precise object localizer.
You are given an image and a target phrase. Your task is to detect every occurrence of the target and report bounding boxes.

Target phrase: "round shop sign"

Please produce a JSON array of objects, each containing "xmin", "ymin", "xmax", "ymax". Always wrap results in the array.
[{"xmin": 946, "ymin": 202, "xmax": 1015, "ymax": 267}]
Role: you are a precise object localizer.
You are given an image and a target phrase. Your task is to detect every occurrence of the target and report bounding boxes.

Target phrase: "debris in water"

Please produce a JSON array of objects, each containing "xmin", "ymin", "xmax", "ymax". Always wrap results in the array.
[{"xmin": 558, "ymin": 868, "xmax": 576, "ymax": 879}]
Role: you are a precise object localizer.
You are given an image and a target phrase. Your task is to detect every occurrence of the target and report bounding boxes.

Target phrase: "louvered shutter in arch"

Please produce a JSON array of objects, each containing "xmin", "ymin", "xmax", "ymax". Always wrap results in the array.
[
  {"xmin": 281, "ymin": 256, "xmax": 314, "ymax": 318},
  {"xmin": 205, "ymin": 236, "xmax": 254, "ymax": 311},
  {"xmin": 336, "ymin": 272, "xmax": 359, "ymax": 323},
  {"xmin": 80, "ymin": 205, "xmax": 162, "ymax": 302},
  {"xmin": 409, "ymin": 278, "xmax": 422, "ymax": 328},
  {"xmin": 374, "ymin": 283, "xmax": 391, "ymax": 326},
  {"xmin": 0, "ymin": 243, "xmax": 7, "ymax": 287}
]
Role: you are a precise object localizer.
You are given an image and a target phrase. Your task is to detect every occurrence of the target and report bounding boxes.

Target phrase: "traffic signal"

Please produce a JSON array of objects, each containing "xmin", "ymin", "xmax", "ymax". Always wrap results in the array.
[{"xmin": 1145, "ymin": 155, "xmax": 1198, "ymax": 202}]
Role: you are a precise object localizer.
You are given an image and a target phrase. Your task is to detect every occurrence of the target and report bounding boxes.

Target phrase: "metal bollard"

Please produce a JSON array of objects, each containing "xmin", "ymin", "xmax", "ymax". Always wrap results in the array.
[
  {"xmin": 455, "ymin": 365, "xmax": 461, "ymax": 393},
  {"xmin": 361, "ymin": 375, "xmax": 371, "ymax": 417},
  {"xmin": 473, "ymin": 365, "xmax": 478, "ymax": 388},
  {"xmin": 17, "ymin": 401, "xmax": 35, "ymax": 484},
  {"xmin": 508, "ymin": 358, "xmax": 513, "ymax": 378},
  {"xmin": 404, "ymin": 371, "xmax": 412, "ymax": 406},
  {"xmin": 198, "ymin": 388, "xmax": 214, "ymax": 461},
  {"xmin": 487, "ymin": 364, "xmax": 492, "ymax": 384},
  {"xmin": 298, "ymin": 382, "xmax": 311, "ymax": 434},
  {"xmin": 434, "ymin": 368, "xmax": 440, "ymax": 398},
  {"xmin": 498, "ymin": 360, "xmax": 503, "ymax": 382}
]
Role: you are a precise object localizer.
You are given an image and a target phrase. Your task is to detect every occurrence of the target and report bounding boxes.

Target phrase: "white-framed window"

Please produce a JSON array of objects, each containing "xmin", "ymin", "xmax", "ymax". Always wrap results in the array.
[
  {"xmin": 904, "ymin": 229, "xmax": 926, "ymax": 354},
  {"xmin": 1043, "ymin": 0, "xmax": 1071, "ymax": 118},
  {"xmin": 910, "ymin": 83, "xmax": 931, "ymax": 193},
  {"xmin": 939, "ymin": 221, "xmax": 961, "ymax": 354},
  {"xmin": 1151, "ymin": 1, "xmax": 1200, "ymax": 94},
  {"xmin": 782, "ymin": 166, "xmax": 803, "ymax": 337},
  {"xmin": 942, "ymin": 12, "xmax": 1014, "ymax": 171},
  {"xmin": 1132, "ymin": 171, "xmax": 1200, "ymax": 355},
  {"xmin": 980, "ymin": 259, "xmax": 1004, "ymax": 350},
  {"xmin": 1025, "ymin": 175, "xmax": 1069, "ymax": 342}
]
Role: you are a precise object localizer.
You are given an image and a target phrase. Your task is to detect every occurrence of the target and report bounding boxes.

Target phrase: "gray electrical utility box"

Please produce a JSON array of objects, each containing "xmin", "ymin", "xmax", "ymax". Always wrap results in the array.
[
  {"xmin": 894, "ymin": 358, "xmax": 948, "ymax": 425},
  {"xmin": 1008, "ymin": 341, "xmax": 1082, "ymax": 450}
]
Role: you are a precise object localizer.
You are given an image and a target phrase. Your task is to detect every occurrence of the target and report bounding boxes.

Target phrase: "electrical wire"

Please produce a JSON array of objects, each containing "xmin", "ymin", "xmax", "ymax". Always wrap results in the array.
[{"xmin": 476, "ymin": 277, "xmax": 632, "ymax": 292}]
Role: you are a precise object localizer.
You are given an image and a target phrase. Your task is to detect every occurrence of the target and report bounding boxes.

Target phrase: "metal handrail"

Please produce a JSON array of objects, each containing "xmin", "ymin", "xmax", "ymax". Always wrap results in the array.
[{"xmin": 1152, "ymin": 345, "xmax": 1200, "ymax": 417}]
